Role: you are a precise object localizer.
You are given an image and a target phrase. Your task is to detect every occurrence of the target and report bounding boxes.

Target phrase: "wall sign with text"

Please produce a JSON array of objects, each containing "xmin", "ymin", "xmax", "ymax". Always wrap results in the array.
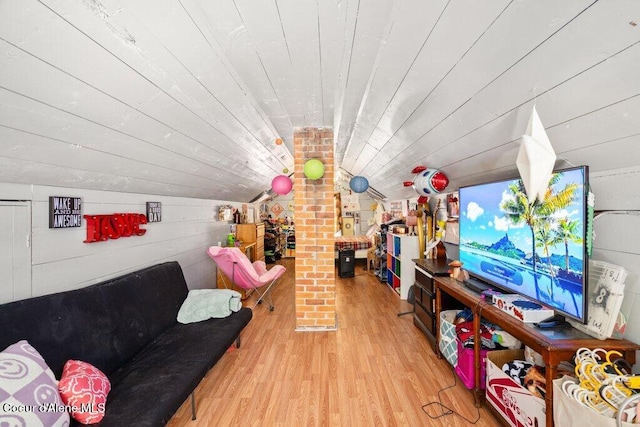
[
  {"xmin": 146, "ymin": 202, "xmax": 162, "ymax": 222},
  {"xmin": 84, "ymin": 213, "xmax": 147, "ymax": 243},
  {"xmin": 49, "ymin": 196, "xmax": 82, "ymax": 228}
]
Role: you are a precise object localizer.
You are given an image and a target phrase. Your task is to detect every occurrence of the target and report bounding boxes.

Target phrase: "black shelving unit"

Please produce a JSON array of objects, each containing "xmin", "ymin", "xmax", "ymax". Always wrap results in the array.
[
  {"xmin": 264, "ymin": 222, "xmax": 284, "ymax": 263},
  {"xmin": 374, "ymin": 231, "xmax": 387, "ymax": 283}
]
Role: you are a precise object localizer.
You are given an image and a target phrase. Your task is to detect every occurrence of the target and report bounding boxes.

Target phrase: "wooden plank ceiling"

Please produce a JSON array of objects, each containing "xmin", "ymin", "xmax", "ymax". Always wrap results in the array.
[{"xmin": 1, "ymin": 0, "xmax": 639, "ymax": 202}]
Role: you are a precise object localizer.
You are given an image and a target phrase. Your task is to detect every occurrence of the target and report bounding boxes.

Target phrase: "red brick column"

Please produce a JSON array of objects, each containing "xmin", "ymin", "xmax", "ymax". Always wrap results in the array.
[{"xmin": 293, "ymin": 127, "xmax": 336, "ymax": 330}]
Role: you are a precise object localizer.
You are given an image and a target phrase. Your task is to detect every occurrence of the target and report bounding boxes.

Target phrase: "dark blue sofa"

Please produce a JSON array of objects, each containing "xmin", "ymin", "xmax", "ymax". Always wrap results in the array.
[{"xmin": 0, "ymin": 261, "xmax": 253, "ymax": 426}]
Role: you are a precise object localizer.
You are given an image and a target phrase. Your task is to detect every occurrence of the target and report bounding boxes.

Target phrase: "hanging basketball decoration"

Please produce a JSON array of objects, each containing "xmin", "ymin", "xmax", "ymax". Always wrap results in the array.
[
  {"xmin": 303, "ymin": 159, "xmax": 325, "ymax": 180},
  {"xmin": 271, "ymin": 175, "xmax": 293, "ymax": 195},
  {"xmin": 349, "ymin": 176, "xmax": 369, "ymax": 193},
  {"xmin": 403, "ymin": 166, "xmax": 449, "ymax": 203}
]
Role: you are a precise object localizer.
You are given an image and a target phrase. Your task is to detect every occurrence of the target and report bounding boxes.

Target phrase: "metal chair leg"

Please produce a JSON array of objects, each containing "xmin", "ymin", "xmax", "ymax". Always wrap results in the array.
[
  {"xmin": 397, "ymin": 285, "xmax": 415, "ymax": 317},
  {"xmin": 248, "ymin": 279, "xmax": 277, "ymax": 311},
  {"xmin": 397, "ymin": 308, "xmax": 415, "ymax": 317}
]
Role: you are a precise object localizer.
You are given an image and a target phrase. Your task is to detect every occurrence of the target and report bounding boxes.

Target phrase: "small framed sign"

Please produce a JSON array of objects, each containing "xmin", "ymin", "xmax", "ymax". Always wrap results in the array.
[
  {"xmin": 49, "ymin": 196, "xmax": 82, "ymax": 228},
  {"xmin": 146, "ymin": 202, "xmax": 162, "ymax": 223},
  {"xmin": 217, "ymin": 205, "xmax": 232, "ymax": 221}
]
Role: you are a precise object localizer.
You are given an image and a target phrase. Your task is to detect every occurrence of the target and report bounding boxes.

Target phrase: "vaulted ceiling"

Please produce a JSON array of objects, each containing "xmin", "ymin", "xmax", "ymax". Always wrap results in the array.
[{"xmin": 1, "ymin": 0, "xmax": 639, "ymax": 202}]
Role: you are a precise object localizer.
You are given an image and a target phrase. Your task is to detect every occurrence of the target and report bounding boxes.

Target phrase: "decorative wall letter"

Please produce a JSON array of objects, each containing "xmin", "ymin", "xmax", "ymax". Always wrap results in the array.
[{"xmin": 83, "ymin": 213, "xmax": 148, "ymax": 243}]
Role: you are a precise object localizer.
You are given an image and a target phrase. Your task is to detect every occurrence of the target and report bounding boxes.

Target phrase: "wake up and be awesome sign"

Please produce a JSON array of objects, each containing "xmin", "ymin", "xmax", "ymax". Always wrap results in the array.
[{"xmin": 49, "ymin": 196, "xmax": 82, "ymax": 228}]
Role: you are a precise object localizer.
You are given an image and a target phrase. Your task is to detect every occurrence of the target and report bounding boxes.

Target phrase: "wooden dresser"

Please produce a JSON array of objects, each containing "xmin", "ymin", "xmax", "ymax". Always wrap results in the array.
[
  {"xmin": 236, "ymin": 223, "xmax": 265, "ymax": 262},
  {"xmin": 412, "ymin": 258, "xmax": 462, "ymax": 351}
]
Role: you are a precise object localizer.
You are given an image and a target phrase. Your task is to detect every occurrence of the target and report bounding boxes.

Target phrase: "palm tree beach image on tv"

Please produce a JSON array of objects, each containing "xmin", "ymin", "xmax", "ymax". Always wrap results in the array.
[{"xmin": 458, "ymin": 166, "xmax": 589, "ymax": 323}]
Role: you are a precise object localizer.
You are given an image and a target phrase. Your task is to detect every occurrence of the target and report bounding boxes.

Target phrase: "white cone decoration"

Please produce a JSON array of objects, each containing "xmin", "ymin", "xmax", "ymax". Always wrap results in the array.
[{"xmin": 516, "ymin": 106, "xmax": 556, "ymax": 204}]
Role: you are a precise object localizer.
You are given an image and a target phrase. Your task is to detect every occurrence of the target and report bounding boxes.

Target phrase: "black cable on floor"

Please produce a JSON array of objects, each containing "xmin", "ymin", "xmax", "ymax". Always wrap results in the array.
[{"xmin": 421, "ymin": 367, "xmax": 481, "ymax": 424}]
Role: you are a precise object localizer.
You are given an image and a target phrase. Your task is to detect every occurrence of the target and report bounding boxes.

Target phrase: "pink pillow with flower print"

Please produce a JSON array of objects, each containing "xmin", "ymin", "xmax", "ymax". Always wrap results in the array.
[{"xmin": 58, "ymin": 360, "xmax": 110, "ymax": 424}]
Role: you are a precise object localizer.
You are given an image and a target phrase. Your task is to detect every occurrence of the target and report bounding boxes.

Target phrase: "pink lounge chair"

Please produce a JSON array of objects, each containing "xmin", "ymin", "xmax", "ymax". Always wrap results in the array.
[{"xmin": 207, "ymin": 246, "xmax": 286, "ymax": 310}]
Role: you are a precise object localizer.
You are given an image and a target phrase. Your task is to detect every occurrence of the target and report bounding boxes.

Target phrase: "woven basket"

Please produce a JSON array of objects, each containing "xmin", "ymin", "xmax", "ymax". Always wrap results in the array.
[{"xmin": 439, "ymin": 309, "xmax": 459, "ymax": 367}]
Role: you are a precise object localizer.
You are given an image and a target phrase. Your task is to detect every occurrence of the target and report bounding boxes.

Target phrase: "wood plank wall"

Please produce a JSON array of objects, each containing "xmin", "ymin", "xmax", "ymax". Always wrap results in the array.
[
  {"xmin": 590, "ymin": 167, "xmax": 640, "ymax": 369},
  {"xmin": 0, "ymin": 181, "xmax": 241, "ymax": 298}
]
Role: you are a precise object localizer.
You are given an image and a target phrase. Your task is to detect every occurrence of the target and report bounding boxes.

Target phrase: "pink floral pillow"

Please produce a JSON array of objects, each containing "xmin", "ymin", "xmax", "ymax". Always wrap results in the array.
[{"xmin": 58, "ymin": 360, "xmax": 111, "ymax": 424}]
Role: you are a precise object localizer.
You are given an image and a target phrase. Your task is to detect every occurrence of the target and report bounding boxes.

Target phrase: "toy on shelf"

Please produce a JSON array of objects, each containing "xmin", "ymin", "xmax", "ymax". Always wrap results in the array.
[
  {"xmin": 449, "ymin": 260, "xmax": 463, "ymax": 280},
  {"xmin": 406, "ymin": 209, "xmax": 418, "ymax": 235}
]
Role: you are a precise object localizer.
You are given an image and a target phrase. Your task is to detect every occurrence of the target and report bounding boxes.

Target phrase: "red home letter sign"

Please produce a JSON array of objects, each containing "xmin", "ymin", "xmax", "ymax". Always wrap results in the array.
[{"xmin": 84, "ymin": 213, "xmax": 147, "ymax": 243}]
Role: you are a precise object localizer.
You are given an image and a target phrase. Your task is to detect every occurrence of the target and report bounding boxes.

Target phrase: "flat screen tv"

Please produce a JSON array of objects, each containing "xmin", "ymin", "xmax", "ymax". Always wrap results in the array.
[{"xmin": 458, "ymin": 166, "xmax": 589, "ymax": 323}]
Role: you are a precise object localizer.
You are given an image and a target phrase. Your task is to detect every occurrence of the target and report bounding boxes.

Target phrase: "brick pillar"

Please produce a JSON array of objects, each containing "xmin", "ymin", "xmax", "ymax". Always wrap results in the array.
[{"xmin": 293, "ymin": 127, "xmax": 336, "ymax": 330}]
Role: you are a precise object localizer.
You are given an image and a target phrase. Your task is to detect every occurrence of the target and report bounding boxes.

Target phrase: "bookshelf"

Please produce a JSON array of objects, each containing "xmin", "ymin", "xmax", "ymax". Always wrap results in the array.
[{"xmin": 386, "ymin": 232, "xmax": 419, "ymax": 299}]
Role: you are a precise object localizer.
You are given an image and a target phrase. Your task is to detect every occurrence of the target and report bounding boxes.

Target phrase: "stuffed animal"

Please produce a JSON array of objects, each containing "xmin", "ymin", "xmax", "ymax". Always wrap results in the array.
[
  {"xmin": 524, "ymin": 365, "xmax": 546, "ymax": 398},
  {"xmin": 406, "ymin": 209, "xmax": 418, "ymax": 235}
]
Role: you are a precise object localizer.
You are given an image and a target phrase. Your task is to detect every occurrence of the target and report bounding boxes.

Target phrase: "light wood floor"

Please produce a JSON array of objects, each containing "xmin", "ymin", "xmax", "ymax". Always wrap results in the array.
[{"xmin": 167, "ymin": 258, "xmax": 501, "ymax": 426}]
